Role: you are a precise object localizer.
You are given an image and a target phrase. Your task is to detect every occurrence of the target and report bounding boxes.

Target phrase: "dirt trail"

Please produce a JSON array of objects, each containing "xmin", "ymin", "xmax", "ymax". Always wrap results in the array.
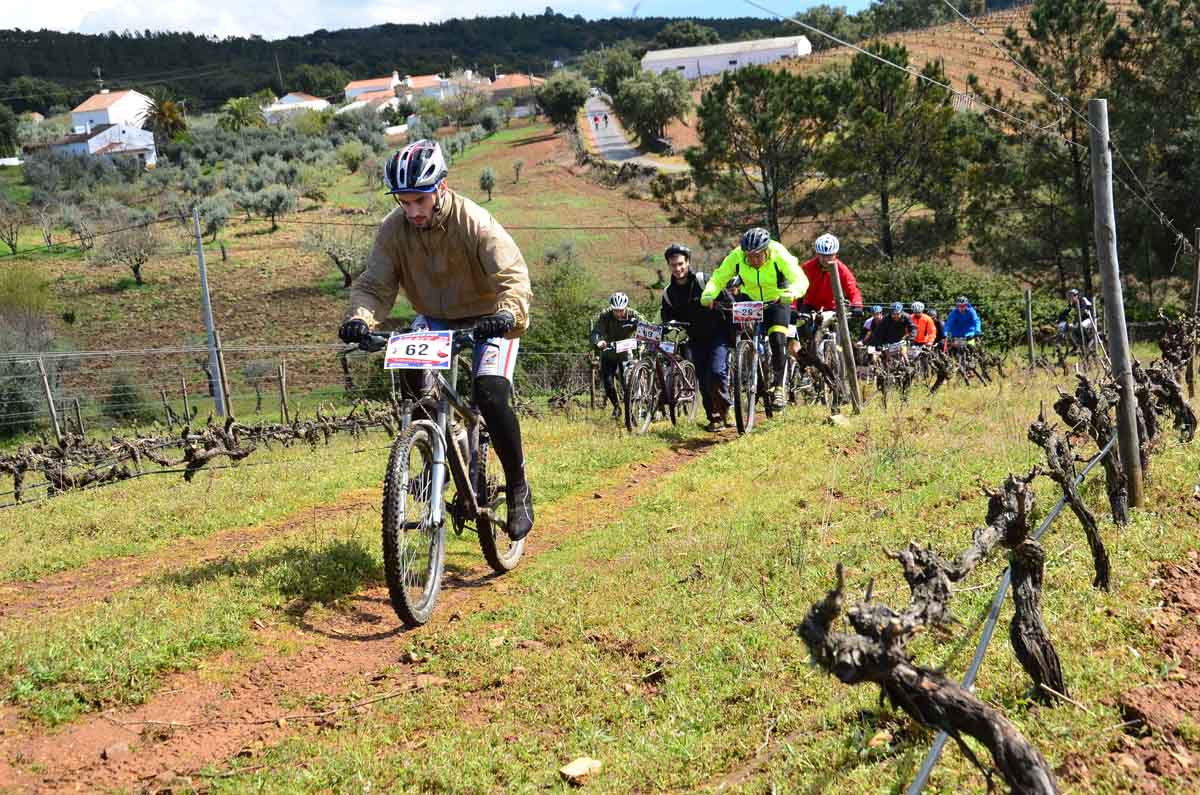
[
  {"xmin": 0, "ymin": 434, "xmax": 726, "ymax": 794},
  {"xmin": 0, "ymin": 489, "xmax": 380, "ymax": 627}
]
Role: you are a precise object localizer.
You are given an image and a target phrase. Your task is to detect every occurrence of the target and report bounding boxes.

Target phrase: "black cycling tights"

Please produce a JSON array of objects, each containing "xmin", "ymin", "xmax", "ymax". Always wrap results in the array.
[
  {"xmin": 768, "ymin": 332, "xmax": 787, "ymax": 387},
  {"xmin": 474, "ymin": 375, "xmax": 526, "ymax": 484}
]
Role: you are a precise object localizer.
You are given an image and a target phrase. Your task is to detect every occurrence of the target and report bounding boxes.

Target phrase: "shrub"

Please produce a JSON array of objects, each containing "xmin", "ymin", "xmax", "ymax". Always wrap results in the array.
[
  {"xmin": 252, "ymin": 185, "xmax": 298, "ymax": 231},
  {"xmin": 196, "ymin": 194, "xmax": 231, "ymax": 240},
  {"xmin": 101, "ymin": 374, "xmax": 157, "ymax": 425},
  {"xmin": 478, "ymin": 107, "xmax": 503, "ymax": 133},
  {"xmin": 479, "ymin": 166, "xmax": 496, "ymax": 201},
  {"xmin": 336, "ymin": 140, "xmax": 368, "ymax": 173}
]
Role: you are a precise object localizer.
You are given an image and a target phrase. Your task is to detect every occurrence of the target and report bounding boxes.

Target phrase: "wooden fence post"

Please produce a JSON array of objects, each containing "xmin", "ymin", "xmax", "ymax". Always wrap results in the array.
[
  {"xmin": 73, "ymin": 397, "xmax": 85, "ymax": 437},
  {"xmin": 213, "ymin": 330, "xmax": 233, "ymax": 419},
  {"xmin": 277, "ymin": 361, "xmax": 291, "ymax": 424},
  {"xmin": 181, "ymin": 374, "xmax": 191, "ymax": 423},
  {"xmin": 37, "ymin": 357, "xmax": 63, "ymax": 445},
  {"xmin": 160, "ymin": 387, "xmax": 175, "ymax": 427},
  {"xmin": 1188, "ymin": 228, "xmax": 1199, "ymax": 400},
  {"xmin": 1024, "ymin": 287, "xmax": 1036, "ymax": 366}
]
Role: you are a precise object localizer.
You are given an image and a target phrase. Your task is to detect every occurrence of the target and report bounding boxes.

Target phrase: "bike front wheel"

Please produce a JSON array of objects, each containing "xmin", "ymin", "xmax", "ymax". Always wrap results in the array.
[
  {"xmin": 476, "ymin": 434, "xmax": 525, "ymax": 573},
  {"xmin": 381, "ymin": 424, "xmax": 446, "ymax": 627},
  {"xmin": 625, "ymin": 361, "xmax": 656, "ymax": 434},
  {"xmin": 669, "ymin": 359, "xmax": 699, "ymax": 425},
  {"xmin": 733, "ymin": 339, "xmax": 758, "ymax": 434}
]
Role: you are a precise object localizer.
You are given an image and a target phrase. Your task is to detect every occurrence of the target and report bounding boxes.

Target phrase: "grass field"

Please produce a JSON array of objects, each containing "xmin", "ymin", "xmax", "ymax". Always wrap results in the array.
[{"xmin": 1, "ymin": 367, "xmax": 1195, "ymax": 793}]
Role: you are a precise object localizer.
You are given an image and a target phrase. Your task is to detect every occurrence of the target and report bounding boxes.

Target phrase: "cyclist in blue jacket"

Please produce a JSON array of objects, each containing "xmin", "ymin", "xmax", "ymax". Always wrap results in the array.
[{"xmin": 944, "ymin": 295, "xmax": 982, "ymax": 341}]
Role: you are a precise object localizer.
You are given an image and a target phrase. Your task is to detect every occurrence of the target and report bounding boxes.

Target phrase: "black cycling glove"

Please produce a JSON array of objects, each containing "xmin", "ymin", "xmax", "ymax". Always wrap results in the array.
[
  {"xmin": 473, "ymin": 310, "xmax": 515, "ymax": 342},
  {"xmin": 338, "ymin": 319, "xmax": 370, "ymax": 344}
]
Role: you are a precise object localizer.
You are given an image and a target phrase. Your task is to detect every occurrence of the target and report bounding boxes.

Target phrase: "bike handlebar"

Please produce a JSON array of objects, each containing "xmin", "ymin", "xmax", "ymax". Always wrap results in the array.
[{"xmin": 350, "ymin": 327, "xmax": 482, "ymax": 355}]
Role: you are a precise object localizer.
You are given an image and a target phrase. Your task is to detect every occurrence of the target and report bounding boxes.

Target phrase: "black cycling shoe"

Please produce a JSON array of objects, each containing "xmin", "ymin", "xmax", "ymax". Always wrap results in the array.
[{"xmin": 506, "ymin": 477, "xmax": 534, "ymax": 542}]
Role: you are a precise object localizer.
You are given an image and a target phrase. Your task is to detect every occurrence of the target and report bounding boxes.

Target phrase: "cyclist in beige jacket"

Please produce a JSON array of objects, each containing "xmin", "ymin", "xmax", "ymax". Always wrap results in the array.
[{"xmin": 339, "ymin": 139, "xmax": 534, "ymax": 541}]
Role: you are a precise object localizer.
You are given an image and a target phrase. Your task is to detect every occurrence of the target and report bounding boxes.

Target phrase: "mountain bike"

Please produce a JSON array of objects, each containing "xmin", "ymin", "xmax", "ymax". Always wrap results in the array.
[
  {"xmin": 726, "ymin": 301, "xmax": 779, "ymax": 434},
  {"xmin": 624, "ymin": 321, "xmax": 699, "ymax": 434},
  {"xmin": 869, "ymin": 340, "xmax": 913, "ymax": 409},
  {"xmin": 356, "ymin": 328, "xmax": 524, "ymax": 627}
]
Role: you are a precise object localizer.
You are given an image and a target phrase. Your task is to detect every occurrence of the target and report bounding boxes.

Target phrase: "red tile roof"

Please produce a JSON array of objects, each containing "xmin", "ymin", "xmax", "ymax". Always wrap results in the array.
[
  {"xmin": 486, "ymin": 74, "xmax": 545, "ymax": 92},
  {"xmin": 405, "ymin": 74, "xmax": 444, "ymax": 90},
  {"xmin": 71, "ymin": 90, "xmax": 139, "ymax": 113},
  {"xmin": 346, "ymin": 75, "xmax": 396, "ymax": 91}
]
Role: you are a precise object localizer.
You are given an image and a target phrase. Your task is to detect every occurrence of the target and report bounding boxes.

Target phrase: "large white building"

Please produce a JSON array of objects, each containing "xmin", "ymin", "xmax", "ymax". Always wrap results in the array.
[
  {"xmin": 70, "ymin": 89, "xmax": 152, "ymax": 132},
  {"xmin": 640, "ymin": 36, "xmax": 813, "ymax": 80},
  {"xmin": 48, "ymin": 123, "xmax": 157, "ymax": 168}
]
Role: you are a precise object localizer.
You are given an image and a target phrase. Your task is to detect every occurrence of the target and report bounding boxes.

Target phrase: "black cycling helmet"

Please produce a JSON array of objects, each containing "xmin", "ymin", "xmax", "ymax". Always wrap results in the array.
[
  {"xmin": 664, "ymin": 243, "xmax": 691, "ymax": 261},
  {"xmin": 740, "ymin": 227, "xmax": 770, "ymax": 254}
]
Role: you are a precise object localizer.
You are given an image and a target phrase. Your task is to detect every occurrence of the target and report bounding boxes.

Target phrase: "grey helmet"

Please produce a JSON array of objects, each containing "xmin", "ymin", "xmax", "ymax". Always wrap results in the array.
[{"xmin": 740, "ymin": 227, "xmax": 771, "ymax": 254}]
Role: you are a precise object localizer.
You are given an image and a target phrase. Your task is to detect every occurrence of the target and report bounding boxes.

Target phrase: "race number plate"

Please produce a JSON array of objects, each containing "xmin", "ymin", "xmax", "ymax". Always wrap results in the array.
[
  {"xmin": 732, "ymin": 301, "xmax": 764, "ymax": 322},
  {"xmin": 659, "ymin": 340, "xmax": 675, "ymax": 354},
  {"xmin": 613, "ymin": 338, "xmax": 638, "ymax": 354},
  {"xmin": 786, "ymin": 324, "xmax": 798, "ymax": 339},
  {"xmin": 636, "ymin": 323, "xmax": 663, "ymax": 344},
  {"xmin": 384, "ymin": 330, "xmax": 453, "ymax": 370}
]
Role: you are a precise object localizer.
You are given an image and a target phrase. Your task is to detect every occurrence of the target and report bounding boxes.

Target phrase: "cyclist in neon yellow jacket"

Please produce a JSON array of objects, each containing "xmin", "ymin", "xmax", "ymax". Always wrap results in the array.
[{"xmin": 701, "ymin": 227, "xmax": 809, "ymax": 409}]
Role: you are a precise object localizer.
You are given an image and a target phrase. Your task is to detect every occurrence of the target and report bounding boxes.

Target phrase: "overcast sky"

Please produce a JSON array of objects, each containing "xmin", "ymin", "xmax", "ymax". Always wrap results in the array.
[{"xmin": 4, "ymin": 0, "xmax": 872, "ymax": 40}]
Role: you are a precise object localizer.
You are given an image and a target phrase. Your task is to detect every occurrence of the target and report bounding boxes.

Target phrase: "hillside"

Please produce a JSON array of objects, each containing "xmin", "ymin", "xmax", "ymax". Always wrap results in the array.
[{"xmin": 0, "ymin": 15, "xmax": 789, "ymax": 113}]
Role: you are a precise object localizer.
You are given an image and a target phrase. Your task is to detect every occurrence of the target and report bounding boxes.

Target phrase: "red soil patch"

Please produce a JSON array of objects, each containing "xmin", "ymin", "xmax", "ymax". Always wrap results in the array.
[
  {"xmin": 0, "ymin": 434, "xmax": 726, "ymax": 793},
  {"xmin": 1057, "ymin": 551, "xmax": 1200, "ymax": 792}
]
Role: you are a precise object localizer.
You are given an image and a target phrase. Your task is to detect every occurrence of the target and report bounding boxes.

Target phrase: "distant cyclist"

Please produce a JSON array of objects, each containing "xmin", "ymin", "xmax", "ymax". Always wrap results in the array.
[
  {"xmin": 865, "ymin": 301, "xmax": 915, "ymax": 356},
  {"xmin": 944, "ymin": 295, "xmax": 982, "ymax": 343},
  {"xmin": 798, "ymin": 233, "xmax": 863, "ymax": 331},
  {"xmin": 928, "ymin": 307, "xmax": 945, "ymax": 345},
  {"xmin": 1057, "ymin": 288, "xmax": 1096, "ymax": 348},
  {"xmin": 701, "ymin": 227, "xmax": 808, "ymax": 409},
  {"xmin": 591, "ymin": 292, "xmax": 646, "ymax": 419},
  {"xmin": 861, "ymin": 305, "xmax": 884, "ymax": 343},
  {"xmin": 909, "ymin": 301, "xmax": 937, "ymax": 351}
]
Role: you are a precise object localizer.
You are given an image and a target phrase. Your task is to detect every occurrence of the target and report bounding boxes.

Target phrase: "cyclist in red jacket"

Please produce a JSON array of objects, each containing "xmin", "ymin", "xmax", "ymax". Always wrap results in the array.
[{"xmin": 798, "ymin": 234, "xmax": 863, "ymax": 333}]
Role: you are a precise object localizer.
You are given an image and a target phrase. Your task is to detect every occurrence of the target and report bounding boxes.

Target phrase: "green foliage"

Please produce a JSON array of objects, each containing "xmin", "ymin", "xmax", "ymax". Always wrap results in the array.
[
  {"xmin": 0, "ymin": 102, "xmax": 18, "ymax": 157},
  {"xmin": 612, "ymin": 69, "xmax": 691, "ymax": 146},
  {"xmin": 479, "ymin": 166, "xmax": 496, "ymax": 201},
  {"xmin": 291, "ymin": 108, "xmax": 335, "ymax": 136},
  {"xmin": 821, "ymin": 43, "xmax": 975, "ymax": 259},
  {"xmin": 0, "ymin": 266, "xmax": 57, "ymax": 437},
  {"xmin": 335, "ymin": 140, "xmax": 369, "ymax": 173},
  {"xmin": 652, "ymin": 20, "xmax": 720, "ymax": 49},
  {"xmin": 287, "ymin": 62, "xmax": 352, "ymax": 98},
  {"xmin": 521, "ymin": 241, "xmax": 598, "ymax": 365},
  {"xmin": 580, "ymin": 47, "xmax": 641, "ymax": 98},
  {"xmin": 535, "ymin": 70, "xmax": 590, "ymax": 128},
  {"xmin": 89, "ymin": 210, "xmax": 162, "ymax": 286},
  {"xmin": 196, "ymin": 194, "xmax": 231, "ymax": 241},
  {"xmin": 477, "ymin": 106, "xmax": 503, "ymax": 133},
  {"xmin": 218, "ymin": 96, "xmax": 266, "ymax": 133},
  {"xmin": 100, "ymin": 374, "xmax": 158, "ymax": 425},
  {"xmin": 661, "ymin": 66, "xmax": 836, "ymax": 244},
  {"xmin": 143, "ymin": 90, "xmax": 188, "ymax": 152},
  {"xmin": 252, "ymin": 185, "xmax": 298, "ymax": 231}
]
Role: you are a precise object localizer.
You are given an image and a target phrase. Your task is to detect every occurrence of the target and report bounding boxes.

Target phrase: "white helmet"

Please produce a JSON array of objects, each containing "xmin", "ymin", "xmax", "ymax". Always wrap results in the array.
[
  {"xmin": 609, "ymin": 292, "xmax": 629, "ymax": 310},
  {"xmin": 911, "ymin": 300, "xmax": 925, "ymax": 313},
  {"xmin": 814, "ymin": 233, "xmax": 839, "ymax": 256},
  {"xmin": 384, "ymin": 139, "xmax": 448, "ymax": 194}
]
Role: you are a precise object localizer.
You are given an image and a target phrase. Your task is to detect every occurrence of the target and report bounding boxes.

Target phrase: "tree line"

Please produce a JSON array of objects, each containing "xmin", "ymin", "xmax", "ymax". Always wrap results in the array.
[{"xmin": 648, "ymin": 0, "xmax": 1200, "ymax": 316}]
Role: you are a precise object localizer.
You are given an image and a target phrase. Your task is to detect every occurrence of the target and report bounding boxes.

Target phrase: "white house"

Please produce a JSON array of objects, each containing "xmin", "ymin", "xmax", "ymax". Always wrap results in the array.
[
  {"xmin": 336, "ymin": 89, "xmax": 403, "ymax": 116},
  {"xmin": 640, "ymin": 36, "xmax": 813, "ymax": 80},
  {"xmin": 70, "ymin": 89, "xmax": 152, "ymax": 132},
  {"xmin": 344, "ymin": 71, "xmax": 400, "ymax": 101},
  {"xmin": 48, "ymin": 123, "xmax": 157, "ymax": 168},
  {"xmin": 262, "ymin": 92, "xmax": 331, "ymax": 122}
]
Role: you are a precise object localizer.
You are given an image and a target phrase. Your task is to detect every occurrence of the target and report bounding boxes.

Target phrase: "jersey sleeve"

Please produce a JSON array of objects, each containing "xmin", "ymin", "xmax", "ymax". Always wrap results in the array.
[
  {"xmin": 701, "ymin": 250, "xmax": 740, "ymax": 305},
  {"xmin": 839, "ymin": 262, "xmax": 863, "ymax": 307}
]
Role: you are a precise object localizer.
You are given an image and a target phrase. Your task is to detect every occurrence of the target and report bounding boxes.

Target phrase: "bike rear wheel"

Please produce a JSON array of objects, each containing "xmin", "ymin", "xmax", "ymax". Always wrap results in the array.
[
  {"xmin": 733, "ymin": 339, "xmax": 758, "ymax": 434},
  {"xmin": 669, "ymin": 359, "xmax": 699, "ymax": 425},
  {"xmin": 819, "ymin": 338, "xmax": 844, "ymax": 413},
  {"xmin": 381, "ymin": 424, "xmax": 445, "ymax": 627},
  {"xmin": 625, "ymin": 361, "xmax": 656, "ymax": 434},
  {"xmin": 475, "ymin": 433, "xmax": 525, "ymax": 573}
]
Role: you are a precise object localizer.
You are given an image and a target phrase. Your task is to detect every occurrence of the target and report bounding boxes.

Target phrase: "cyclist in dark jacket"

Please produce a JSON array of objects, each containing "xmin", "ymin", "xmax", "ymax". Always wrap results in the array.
[
  {"xmin": 591, "ymin": 293, "xmax": 646, "ymax": 419},
  {"xmin": 866, "ymin": 302, "xmax": 916, "ymax": 347},
  {"xmin": 661, "ymin": 243, "xmax": 731, "ymax": 429}
]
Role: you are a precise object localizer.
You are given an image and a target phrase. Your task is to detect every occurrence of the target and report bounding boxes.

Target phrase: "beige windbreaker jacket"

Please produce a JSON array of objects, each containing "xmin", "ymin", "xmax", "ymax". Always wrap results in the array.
[{"xmin": 343, "ymin": 189, "xmax": 531, "ymax": 336}]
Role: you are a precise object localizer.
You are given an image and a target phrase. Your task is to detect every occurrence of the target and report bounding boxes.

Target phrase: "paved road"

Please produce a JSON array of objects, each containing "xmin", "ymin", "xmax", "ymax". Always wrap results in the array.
[{"xmin": 583, "ymin": 97, "xmax": 688, "ymax": 173}]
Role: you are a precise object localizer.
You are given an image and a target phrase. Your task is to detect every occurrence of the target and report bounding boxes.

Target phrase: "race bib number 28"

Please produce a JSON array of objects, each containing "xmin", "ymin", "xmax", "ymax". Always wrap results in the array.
[
  {"xmin": 732, "ymin": 301, "xmax": 764, "ymax": 322},
  {"xmin": 385, "ymin": 330, "xmax": 453, "ymax": 370}
]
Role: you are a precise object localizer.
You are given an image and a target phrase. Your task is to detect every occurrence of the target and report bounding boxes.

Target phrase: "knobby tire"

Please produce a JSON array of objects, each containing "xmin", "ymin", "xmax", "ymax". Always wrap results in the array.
[{"xmin": 381, "ymin": 424, "xmax": 445, "ymax": 627}]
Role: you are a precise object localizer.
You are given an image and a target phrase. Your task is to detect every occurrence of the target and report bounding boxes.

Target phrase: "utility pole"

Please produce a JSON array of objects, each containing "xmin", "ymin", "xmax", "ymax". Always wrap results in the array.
[
  {"xmin": 274, "ymin": 52, "xmax": 285, "ymax": 95},
  {"xmin": 93, "ymin": 66, "xmax": 104, "ymax": 92},
  {"xmin": 192, "ymin": 207, "xmax": 226, "ymax": 417},
  {"xmin": 1088, "ymin": 98, "xmax": 1144, "ymax": 507}
]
